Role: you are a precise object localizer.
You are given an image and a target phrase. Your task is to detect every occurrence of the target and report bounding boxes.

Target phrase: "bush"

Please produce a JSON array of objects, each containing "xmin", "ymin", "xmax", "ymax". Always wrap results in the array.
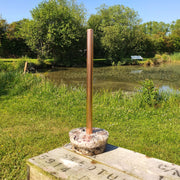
[
  {"xmin": 145, "ymin": 54, "xmax": 171, "ymax": 66},
  {"xmin": 139, "ymin": 79, "xmax": 162, "ymax": 107},
  {"xmin": 162, "ymin": 53, "xmax": 171, "ymax": 62},
  {"xmin": 144, "ymin": 59, "xmax": 154, "ymax": 66},
  {"xmin": 154, "ymin": 54, "xmax": 162, "ymax": 60},
  {"xmin": 117, "ymin": 61, "xmax": 122, "ymax": 66},
  {"xmin": 123, "ymin": 58, "xmax": 133, "ymax": 65},
  {"xmin": 112, "ymin": 61, "xmax": 116, "ymax": 66},
  {"xmin": 152, "ymin": 54, "xmax": 162, "ymax": 65}
]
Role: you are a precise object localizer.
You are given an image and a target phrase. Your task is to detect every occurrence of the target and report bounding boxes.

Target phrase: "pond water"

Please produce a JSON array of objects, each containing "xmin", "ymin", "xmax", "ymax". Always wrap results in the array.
[{"xmin": 42, "ymin": 63, "xmax": 180, "ymax": 92}]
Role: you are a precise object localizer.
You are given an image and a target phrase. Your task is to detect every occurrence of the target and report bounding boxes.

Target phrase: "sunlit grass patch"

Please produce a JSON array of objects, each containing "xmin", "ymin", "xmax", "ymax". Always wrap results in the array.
[{"xmin": 170, "ymin": 52, "xmax": 180, "ymax": 61}]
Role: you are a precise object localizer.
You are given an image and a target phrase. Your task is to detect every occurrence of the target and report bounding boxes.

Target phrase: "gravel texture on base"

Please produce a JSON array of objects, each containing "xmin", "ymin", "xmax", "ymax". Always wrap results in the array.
[{"xmin": 69, "ymin": 127, "xmax": 109, "ymax": 156}]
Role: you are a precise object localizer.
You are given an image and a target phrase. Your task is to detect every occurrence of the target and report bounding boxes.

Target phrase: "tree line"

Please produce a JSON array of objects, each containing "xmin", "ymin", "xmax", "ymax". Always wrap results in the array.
[{"xmin": 0, "ymin": 0, "xmax": 180, "ymax": 65}]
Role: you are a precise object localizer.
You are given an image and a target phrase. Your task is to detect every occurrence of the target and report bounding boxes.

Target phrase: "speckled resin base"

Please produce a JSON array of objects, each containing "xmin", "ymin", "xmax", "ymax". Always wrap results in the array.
[{"xmin": 69, "ymin": 127, "xmax": 109, "ymax": 156}]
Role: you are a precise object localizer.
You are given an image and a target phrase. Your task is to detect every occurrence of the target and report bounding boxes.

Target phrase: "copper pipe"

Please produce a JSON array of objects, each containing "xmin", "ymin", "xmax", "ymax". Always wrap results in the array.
[{"xmin": 86, "ymin": 29, "xmax": 93, "ymax": 135}]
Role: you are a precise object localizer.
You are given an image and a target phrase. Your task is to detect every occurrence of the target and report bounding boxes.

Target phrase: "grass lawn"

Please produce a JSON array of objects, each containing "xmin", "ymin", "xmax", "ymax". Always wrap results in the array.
[
  {"xmin": 0, "ymin": 71, "xmax": 180, "ymax": 179},
  {"xmin": 0, "ymin": 58, "xmax": 38, "ymax": 63}
]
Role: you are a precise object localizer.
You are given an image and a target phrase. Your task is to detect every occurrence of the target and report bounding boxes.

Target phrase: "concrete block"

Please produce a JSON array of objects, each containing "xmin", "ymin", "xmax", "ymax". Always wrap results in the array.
[{"xmin": 27, "ymin": 144, "xmax": 180, "ymax": 180}]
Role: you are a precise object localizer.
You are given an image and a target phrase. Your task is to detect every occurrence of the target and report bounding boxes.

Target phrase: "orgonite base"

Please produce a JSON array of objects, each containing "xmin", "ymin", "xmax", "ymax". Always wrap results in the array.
[{"xmin": 69, "ymin": 127, "xmax": 109, "ymax": 156}]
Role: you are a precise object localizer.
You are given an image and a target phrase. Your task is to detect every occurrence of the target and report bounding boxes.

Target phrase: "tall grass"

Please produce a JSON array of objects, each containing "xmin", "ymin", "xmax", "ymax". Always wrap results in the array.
[
  {"xmin": 0, "ymin": 72, "xmax": 180, "ymax": 179},
  {"xmin": 0, "ymin": 60, "xmax": 26, "ymax": 72},
  {"xmin": 170, "ymin": 52, "xmax": 180, "ymax": 61}
]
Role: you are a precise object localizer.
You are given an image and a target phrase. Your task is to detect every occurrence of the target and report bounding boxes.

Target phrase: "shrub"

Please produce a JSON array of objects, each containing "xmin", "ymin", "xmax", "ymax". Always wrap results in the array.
[
  {"xmin": 131, "ymin": 59, "xmax": 139, "ymax": 65},
  {"xmin": 152, "ymin": 54, "xmax": 162, "ymax": 65},
  {"xmin": 139, "ymin": 79, "xmax": 162, "ymax": 107},
  {"xmin": 123, "ymin": 58, "xmax": 132, "ymax": 65},
  {"xmin": 162, "ymin": 53, "xmax": 171, "ymax": 62},
  {"xmin": 154, "ymin": 54, "xmax": 162, "ymax": 60},
  {"xmin": 144, "ymin": 59, "xmax": 154, "ymax": 66},
  {"xmin": 117, "ymin": 61, "xmax": 122, "ymax": 66},
  {"xmin": 112, "ymin": 61, "xmax": 116, "ymax": 66}
]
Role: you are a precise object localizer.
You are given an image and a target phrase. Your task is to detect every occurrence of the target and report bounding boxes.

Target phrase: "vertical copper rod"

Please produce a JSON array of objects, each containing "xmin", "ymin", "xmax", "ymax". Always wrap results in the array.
[{"xmin": 86, "ymin": 29, "xmax": 93, "ymax": 135}]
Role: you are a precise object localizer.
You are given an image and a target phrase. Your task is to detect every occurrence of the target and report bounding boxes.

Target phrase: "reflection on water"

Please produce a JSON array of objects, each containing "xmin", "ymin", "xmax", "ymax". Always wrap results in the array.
[
  {"xmin": 159, "ymin": 85, "xmax": 180, "ymax": 94},
  {"xmin": 42, "ymin": 63, "xmax": 180, "ymax": 92},
  {"xmin": 130, "ymin": 70, "xmax": 143, "ymax": 74}
]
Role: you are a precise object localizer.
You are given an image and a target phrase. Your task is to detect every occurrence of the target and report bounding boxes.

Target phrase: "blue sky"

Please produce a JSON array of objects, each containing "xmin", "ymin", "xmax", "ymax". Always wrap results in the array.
[{"xmin": 0, "ymin": 0, "xmax": 179, "ymax": 24}]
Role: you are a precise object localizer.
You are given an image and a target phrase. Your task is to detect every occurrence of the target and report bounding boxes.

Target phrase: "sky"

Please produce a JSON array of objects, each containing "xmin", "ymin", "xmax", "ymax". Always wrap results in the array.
[{"xmin": 0, "ymin": 0, "xmax": 179, "ymax": 24}]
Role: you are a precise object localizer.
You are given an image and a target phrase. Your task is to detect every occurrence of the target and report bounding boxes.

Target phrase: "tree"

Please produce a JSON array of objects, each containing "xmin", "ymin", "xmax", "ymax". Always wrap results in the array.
[
  {"xmin": 150, "ymin": 32, "xmax": 174, "ymax": 54},
  {"xmin": 170, "ymin": 19, "xmax": 180, "ymax": 52},
  {"xmin": 0, "ymin": 17, "xmax": 7, "ymax": 57},
  {"xmin": 87, "ymin": 14, "xmax": 104, "ymax": 58},
  {"xmin": 21, "ymin": 0, "xmax": 86, "ymax": 64},
  {"xmin": 5, "ymin": 19, "xmax": 36, "ymax": 58},
  {"xmin": 140, "ymin": 21, "xmax": 170, "ymax": 35},
  {"xmin": 88, "ymin": 5, "xmax": 141, "ymax": 61},
  {"xmin": 88, "ymin": 5, "xmax": 142, "ymax": 62},
  {"xmin": 140, "ymin": 21, "xmax": 177, "ymax": 55},
  {"xmin": 0, "ymin": 17, "xmax": 35, "ymax": 58}
]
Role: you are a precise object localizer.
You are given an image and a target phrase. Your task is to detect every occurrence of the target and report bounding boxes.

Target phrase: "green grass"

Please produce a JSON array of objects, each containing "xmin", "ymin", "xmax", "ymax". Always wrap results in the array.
[
  {"xmin": 0, "ymin": 58, "xmax": 56, "ymax": 73},
  {"xmin": 0, "ymin": 71, "xmax": 180, "ymax": 179},
  {"xmin": 170, "ymin": 52, "xmax": 180, "ymax": 61},
  {"xmin": 0, "ymin": 59, "xmax": 40, "ymax": 73},
  {"xmin": 0, "ymin": 58, "xmax": 38, "ymax": 63}
]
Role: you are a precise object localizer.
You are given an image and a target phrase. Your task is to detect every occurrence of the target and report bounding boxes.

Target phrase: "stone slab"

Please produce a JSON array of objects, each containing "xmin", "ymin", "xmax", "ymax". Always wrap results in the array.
[
  {"xmin": 27, "ymin": 144, "xmax": 180, "ymax": 180},
  {"xmin": 89, "ymin": 144, "xmax": 180, "ymax": 180}
]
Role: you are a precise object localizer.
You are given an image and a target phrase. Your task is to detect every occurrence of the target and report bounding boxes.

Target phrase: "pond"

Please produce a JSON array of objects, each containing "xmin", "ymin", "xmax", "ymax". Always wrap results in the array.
[{"xmin": 42, "ymin": 62, "xmax": 180, "ymax": 92}]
